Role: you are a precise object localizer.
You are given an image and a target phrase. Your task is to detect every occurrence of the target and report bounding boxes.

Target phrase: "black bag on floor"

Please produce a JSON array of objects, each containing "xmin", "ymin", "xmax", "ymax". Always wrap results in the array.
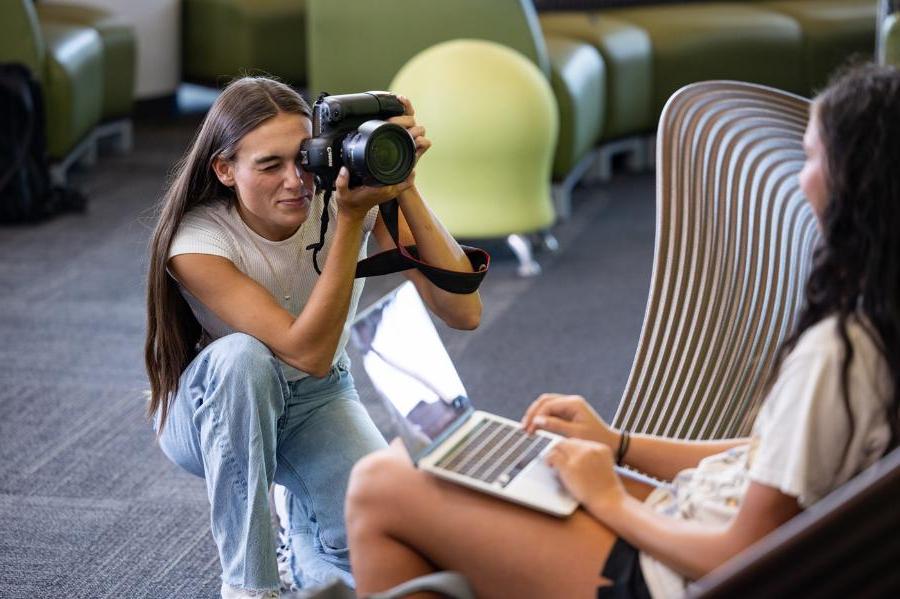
[{"xmin": 0, "ymin": 63, "xmax": 86, "ymax": 223}]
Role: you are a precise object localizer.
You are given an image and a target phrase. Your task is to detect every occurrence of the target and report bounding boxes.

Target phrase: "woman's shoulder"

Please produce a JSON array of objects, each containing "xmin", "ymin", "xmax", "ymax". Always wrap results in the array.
[
  {"xmin": 171, "ymin": 200, "xmax": 239, "ymax": 259},
  {"xmin": 791, "ymin": 314, "xmax": 880, "ymax": 360},
  {"xmin": 786, "ymin": 313, "xmax": 890, "ymax": 402},
  {"xmin": 181, "ymin": 199, "xmax": 233, "ymax": 227}
]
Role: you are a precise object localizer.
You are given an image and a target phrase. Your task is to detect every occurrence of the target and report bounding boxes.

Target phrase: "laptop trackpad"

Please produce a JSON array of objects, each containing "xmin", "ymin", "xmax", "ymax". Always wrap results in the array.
[{"xmin": 507, "ymin": 456, "xmax": 574, "ymax": 504}]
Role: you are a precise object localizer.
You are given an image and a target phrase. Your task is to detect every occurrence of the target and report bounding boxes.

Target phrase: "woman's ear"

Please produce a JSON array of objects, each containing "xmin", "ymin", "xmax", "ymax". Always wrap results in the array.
[{"xmin": 212, "ymin": 155, "xmax": 236, "ymax": 188}]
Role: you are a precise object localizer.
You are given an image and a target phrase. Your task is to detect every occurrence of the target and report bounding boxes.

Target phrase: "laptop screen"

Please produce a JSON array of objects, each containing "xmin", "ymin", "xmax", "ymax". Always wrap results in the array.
[{"xmin": 350, "ymin": 282, "xmax": 473, "ymax": 461}]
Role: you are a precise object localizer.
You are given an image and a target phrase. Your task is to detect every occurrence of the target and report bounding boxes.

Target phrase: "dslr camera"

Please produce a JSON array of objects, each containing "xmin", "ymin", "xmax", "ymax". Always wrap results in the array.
[{"xmin": 300, "ymin": 91, "xmax": 416, "ymax": 188}]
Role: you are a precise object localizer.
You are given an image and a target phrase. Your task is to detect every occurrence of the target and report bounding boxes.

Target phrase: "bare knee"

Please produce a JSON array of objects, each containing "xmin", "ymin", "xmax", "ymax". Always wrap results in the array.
[{"xmin": 346, "ymin": 448, "xmax": 416, "ymax": 534}]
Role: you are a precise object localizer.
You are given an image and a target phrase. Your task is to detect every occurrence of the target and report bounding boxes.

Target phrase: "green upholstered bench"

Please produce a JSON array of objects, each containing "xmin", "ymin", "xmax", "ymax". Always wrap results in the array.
[
  {"xmin": 38, "ymin": 21, "xmax": 104, "ymax": 163},
  {"xmin": 544, "ymin": 35, "xmax": 606, "ymax": 210},
  {"xmin": 540, "ymin": 12, "xmax": 654, "ymax": 141},
  {"xmin": 182, "ymin": 0, "xmax": 307, "ymax": 86},
  {"xmin": 1, "ymin": 0, "xmax": 105, "ymax": 182},
  {"xmin": 35, "ymin": 2, "xmax": 136, "ymax": 155},
  {"xmin": 606, "ymin": 3, "xmax": 807, "ymax": 117},
  {"xmin": 759, "ymin": 0, "xmax": 877, "ymax": 92},
  {"xmin": 881, "ymin": 9, "xmax": 900, "ymax": 66}
]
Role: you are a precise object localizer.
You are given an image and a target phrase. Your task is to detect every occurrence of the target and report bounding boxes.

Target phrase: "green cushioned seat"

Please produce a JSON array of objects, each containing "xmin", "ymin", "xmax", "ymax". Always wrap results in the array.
[
  {"xmin": 390, "ymin": 39, "xmax": 557, "ymax": 238},
  {"xmin": 540, "ymin": 12, "xmax": 654, "ymax": 140},
  {"xmin": 760, "ymin": 0, "xmax": 877, "ymax": 92},
  {"xmin": 39, "ymin": 21, "xmax": 104, "ymax": 160},
  {"xmin": 36, "ymin": 2, "xmax": 136, "ymax": 120},
  {"xmin": 308, "ymin": 0, "xmax": 549, "ymax": 97},
  {"xmin": 0, "ymin": 0, "xmax": 45, "ymax": 77},
  {"xmin": 308, "ymin": 0, "xmax": 601, "ymax": 186},
  {"xmin": 609, "ymin": 3, "xmax": 806, "ymax": 117},
  {"xmin": 882, "ymin": 12, "xmax": 900, "ymax": 66},
  {"xmin": 544, "ymin": 35, "xmax": 606, "ymax": 178},
  {"xmin": 183, "ymin": 0, "xmax": 307, "ymax": 86}
]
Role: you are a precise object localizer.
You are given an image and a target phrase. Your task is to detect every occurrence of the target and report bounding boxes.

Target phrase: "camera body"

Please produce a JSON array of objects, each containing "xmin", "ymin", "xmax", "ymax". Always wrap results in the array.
[{"xmin": 300, "ymin": 91, "xmax": 416, "ymax": 187}]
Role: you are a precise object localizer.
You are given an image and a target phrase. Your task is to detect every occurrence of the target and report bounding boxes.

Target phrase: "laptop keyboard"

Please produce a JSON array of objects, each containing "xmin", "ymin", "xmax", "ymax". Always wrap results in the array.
[{"xmin": 434, "ymin": 419, "xmax": 551, "ymax": 487}]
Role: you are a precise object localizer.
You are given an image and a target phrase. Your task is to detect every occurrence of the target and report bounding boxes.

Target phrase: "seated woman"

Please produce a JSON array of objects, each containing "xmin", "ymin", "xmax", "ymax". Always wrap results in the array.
[
  {"xmin": 344, "ymin": 63, "xmax": 900, "ymax": 598},
  {"xmin": 144, "ymin": 77, "xmax": 481, "ymax": 598}
]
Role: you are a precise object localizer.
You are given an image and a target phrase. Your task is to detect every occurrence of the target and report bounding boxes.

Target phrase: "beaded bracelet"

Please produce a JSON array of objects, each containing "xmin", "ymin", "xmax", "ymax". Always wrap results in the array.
[{"xmin": 615, "ymin": 430, "xmax": 631, "ymax": 466}]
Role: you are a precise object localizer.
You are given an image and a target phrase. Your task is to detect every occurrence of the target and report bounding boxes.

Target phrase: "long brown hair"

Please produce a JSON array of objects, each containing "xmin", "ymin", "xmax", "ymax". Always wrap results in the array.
[
  {"xmin": 772, "ymin": 63, "xmax": 900, "ymax": 452},
  {"xmin": 145, "ymin": 77, "xmax": 311, "ymax": 433}
]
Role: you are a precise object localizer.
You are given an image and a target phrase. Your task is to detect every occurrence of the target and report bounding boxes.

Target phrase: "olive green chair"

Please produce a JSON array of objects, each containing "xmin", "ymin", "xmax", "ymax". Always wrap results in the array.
[
  {"xmin": 390, "ymin": 39, "xmax": 558, "ymax": 276},
  {"xmin": 182, "ymin": 0, "xmax": 307, "ymax": 86},
  {"xmin": 307, "ymin": 0, "xmax": 608, "ymax": 220},
  {"xmin": 1, "ymin": 0, "xmax": 104, "ymax": 180},
  {"xmin": 538, "ymin": 11, "xmax": 654, "ymax": 181},
  {"xmin": 35, "ymin": 2, "xmax": 136, "ymax": 122},
  {"xmin": 539, "ymin": 12, "xmax": 655, "ymax": 141},
  {"xmin": 35, "ymin": 1, "xmax": 136, "ymax": 153}
]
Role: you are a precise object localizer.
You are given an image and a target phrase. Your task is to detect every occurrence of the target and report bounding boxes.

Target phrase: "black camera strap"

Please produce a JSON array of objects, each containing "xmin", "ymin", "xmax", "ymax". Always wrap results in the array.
[
  {"xmin": 357, "ymin": 198, "xmax": 490, "ymax": 293},
  {"xmin": 306, "ymin": 187, "xmax": 490, "ymax": 294}
]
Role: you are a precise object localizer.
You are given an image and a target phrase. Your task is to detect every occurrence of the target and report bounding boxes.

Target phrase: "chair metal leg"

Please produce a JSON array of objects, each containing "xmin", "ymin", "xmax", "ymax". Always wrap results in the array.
[
  {"xmin": 49, "ymin": 163, "xmax": 67, "ymax": 187},
  {"xmin": 96, "ymin": 119, "xmax": 133, "ymax": 153},
  {"xmin": 594, "ymin": 136, "xmax": 650, "ymax": 182},
  {"xmin": 552, "ymin": 148, "xmax": 599, "ymax": 221},
  {"xmin": 530, "ymin": 230, "xmax": 559, "ymax": 254},
  {"xmin": 507, "ymin": 234, "xmax": 541, "ymax": 277}
]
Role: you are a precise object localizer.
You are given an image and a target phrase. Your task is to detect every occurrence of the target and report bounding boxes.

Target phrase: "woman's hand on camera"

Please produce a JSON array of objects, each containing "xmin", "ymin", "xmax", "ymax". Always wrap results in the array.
[
  {"xmin": 334, "ymin": 166, "xmax": 412, "ymax": 221},
  {"xmin": 545, "ymin": 438, "xmax": 626, "ymax": 515},
  {"xmin": 522, "ymin": 393, "xmax": 618, "ymax": 448},
  {"xmin": 389, "ymin": 95, "xmax": 432, "ymax": 165}
]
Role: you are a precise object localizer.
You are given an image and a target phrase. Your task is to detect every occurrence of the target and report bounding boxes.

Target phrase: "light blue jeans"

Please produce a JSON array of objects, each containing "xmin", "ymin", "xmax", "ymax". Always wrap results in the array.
[{"xmin": 157, "ymin": 333, "xmax": 387, "ymax": 592}]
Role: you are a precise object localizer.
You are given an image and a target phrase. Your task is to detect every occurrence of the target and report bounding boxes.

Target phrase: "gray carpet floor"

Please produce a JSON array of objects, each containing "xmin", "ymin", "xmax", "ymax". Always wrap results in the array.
[{"xmin": 0, "ymin": 113, "xmax": 654, "ymax": 598}]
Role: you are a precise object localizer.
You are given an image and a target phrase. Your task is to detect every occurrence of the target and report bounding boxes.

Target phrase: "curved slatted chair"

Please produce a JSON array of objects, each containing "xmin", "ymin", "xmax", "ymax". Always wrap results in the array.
[{"xmin": 613, "ymin": 80, "xmax": 820, "ymax": 440}]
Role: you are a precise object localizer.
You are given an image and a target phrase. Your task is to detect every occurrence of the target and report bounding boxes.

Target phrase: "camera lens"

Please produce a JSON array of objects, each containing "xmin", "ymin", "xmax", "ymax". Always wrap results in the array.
[
  {"xmin": 368, "ymin": 134, "xmax": 400, "ymax": 174},
  {"xmin": 368, "ymin": 130, "xmax": 409, "ymax": 179},
  {"xmin": 344, "ymin": 121, "xmax": 415, "ymax": 186}
]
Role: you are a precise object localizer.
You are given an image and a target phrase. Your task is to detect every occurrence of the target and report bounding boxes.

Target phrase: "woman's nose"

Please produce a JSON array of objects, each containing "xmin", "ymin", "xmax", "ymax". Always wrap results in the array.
[{"xmin": 285, "ymin": 163, "xmax": 304, "ymax": 189}]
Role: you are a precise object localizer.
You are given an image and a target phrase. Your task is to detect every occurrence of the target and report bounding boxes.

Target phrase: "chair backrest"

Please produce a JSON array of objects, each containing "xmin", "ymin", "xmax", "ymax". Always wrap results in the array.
[
  {"xmin": 613, "ymin": 80, "xmax": 820, "ymax": 440},
  {"xmin": 687, "ymin": 446, "xmax": 900, "ymax": 598},
  {"xmin": 307, "ymin": 0, "xmax": 549, "ymax": 99},
  {"xmin": 389, "ymin": 39, "xmax": 557, "ymax": 238},
  {"xmin": 0, "ymin": 0, "xmax": 46, "ymax": 78}
]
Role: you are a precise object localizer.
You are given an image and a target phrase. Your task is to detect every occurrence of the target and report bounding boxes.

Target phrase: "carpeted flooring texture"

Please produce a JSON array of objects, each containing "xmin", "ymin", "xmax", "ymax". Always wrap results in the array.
[{"xmin": 0, "ymin": 113, "xmax": 655, "ymax": 598}]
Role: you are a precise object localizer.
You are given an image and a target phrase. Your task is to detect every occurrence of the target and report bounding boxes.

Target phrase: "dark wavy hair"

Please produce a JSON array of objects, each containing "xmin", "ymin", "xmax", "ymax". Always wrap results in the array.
[{"xmin": 775, "ymin": 63, "xmax": 900, "ymax": 453}]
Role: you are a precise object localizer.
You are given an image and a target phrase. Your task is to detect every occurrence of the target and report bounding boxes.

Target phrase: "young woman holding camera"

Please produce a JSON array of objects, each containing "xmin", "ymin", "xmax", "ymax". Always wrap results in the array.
[
  {"xmin": 345, "ymin": 63, "xmax": 900, "ymax": 598},
  {"xmin": 144, "ymin": 76, "xmax": 481, "ymax": 598}
]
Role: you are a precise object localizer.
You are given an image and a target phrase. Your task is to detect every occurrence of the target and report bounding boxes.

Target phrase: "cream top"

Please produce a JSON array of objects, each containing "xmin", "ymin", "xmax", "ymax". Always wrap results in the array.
[{"xmin": 169, "ymin": 193, "xmax": 379, "ymax": 380}]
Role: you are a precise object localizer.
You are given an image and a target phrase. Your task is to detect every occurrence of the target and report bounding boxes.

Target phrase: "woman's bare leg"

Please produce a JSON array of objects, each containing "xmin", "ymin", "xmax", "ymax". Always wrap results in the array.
[{"xmin": 346, "ymin": 441, "xmax": 618, "ymax": 599}]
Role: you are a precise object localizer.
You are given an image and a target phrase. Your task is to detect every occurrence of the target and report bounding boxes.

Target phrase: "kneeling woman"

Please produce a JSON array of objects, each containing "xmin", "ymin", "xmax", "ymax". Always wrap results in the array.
[
  {"xmin": 144, "ymin": 77, "xmax": 481, "ymax": 598},
  {"xmin": 345, "ymin": 63, "xmax": 900, "ymax": 598}
]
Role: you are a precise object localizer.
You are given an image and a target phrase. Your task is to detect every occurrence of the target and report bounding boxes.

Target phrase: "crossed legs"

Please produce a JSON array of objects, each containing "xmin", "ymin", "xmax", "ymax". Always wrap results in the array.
[{"xmin": 346, "ymin": 441, "xmax": 618, "ymax": 599}]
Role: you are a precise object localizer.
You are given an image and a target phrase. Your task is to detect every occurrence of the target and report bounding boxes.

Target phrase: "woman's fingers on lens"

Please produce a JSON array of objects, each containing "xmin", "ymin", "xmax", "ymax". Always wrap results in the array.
[
  {"xmin": 335, "ymin": 167, "xmax": 350, "ymax": 191},
  {"xmin": 397, "ymin": 94, "xmax": 415, "ymax": 116},
  {"xmin": 389, "ymin": 115, "xmax": 416, "ymax": 129}
]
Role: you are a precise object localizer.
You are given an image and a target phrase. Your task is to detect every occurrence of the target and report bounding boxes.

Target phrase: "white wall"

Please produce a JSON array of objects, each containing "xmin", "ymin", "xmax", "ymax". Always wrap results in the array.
[{"xmin": 69, "ymin": 0, "xmax": 181, "ymax": 99}]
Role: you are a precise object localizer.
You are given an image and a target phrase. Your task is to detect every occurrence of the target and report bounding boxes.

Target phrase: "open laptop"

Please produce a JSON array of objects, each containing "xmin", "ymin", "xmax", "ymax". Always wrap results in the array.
[{"xmin": 350, "ymin": 282, "xmax": 579, "ymax": 516}]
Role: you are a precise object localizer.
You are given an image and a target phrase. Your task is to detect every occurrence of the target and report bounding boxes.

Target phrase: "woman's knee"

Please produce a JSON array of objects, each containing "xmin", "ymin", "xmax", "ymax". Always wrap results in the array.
[
  {"xmin": 205, "ymin": 334, "xmax": 284, "ymax": 392},
  {"xmin": 191, "ymin": 333, "xmax": 286, "ymax": 419},
  {"xmin": 205, "ymin": 333, "xmax": 277, "ymax": 375},
  {"xmin": 346, "ymin": 447, "xmax": 415, "ymax": 524}
]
